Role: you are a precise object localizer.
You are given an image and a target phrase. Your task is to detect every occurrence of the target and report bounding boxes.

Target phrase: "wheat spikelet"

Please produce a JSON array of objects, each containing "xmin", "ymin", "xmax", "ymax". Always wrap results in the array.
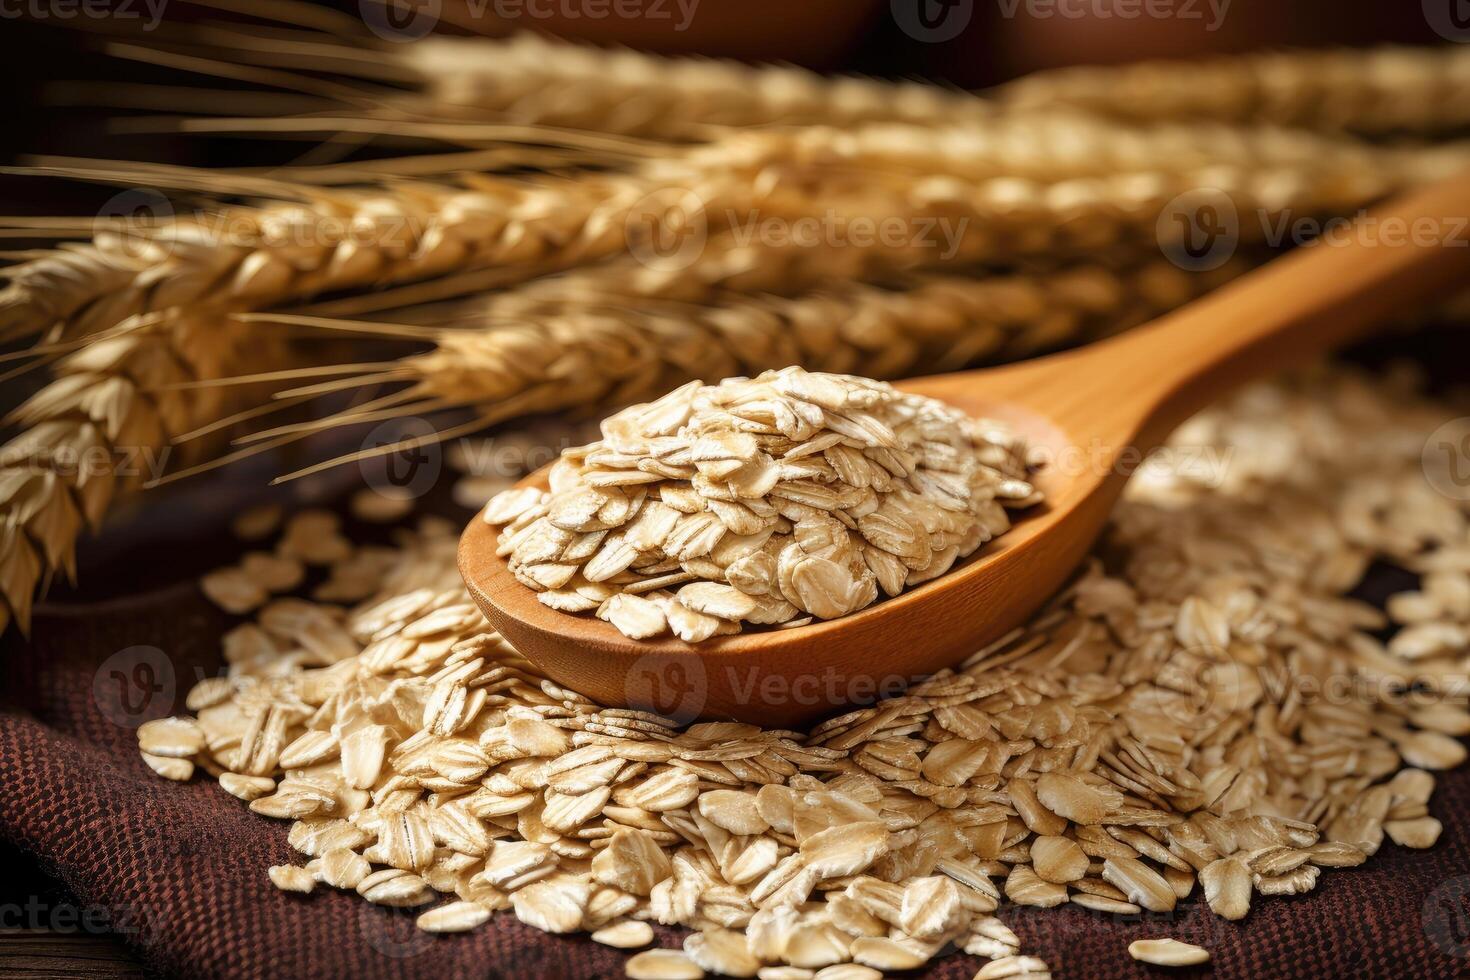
[
  {"xmin": 1, "ymin": 127, "xmax": 867, "ymax": 344},
  {"xmin": 0, "ymin": 109, "xmax": 1457, "ymax": 628},
  {"xmin": 7, "ymin": 113, "xmax": 1457, "ymax": 347},
  {"xmin": 780, "ymin": 118, "xmax": 1470, "ymax": 185},
  {"xmin": 0, "ymin": 173, "xmax": 659, "ymax": 345},
  {"xmin": 244, "ymin": 256, "xmax": 1253, "ymax": 482},
  {"xmin": 151, "ymin": 29, "xmax": 1470, "ymax": 148},
  {"xmin": 0, "ymin": 315, "xmax": 294, "ymax": 632},
  {"xmin": 0, "ymin": 148, "xmax": 1431, "ymax": 584},
  {"xmin": 1002, "ymin": 45, "xmax": 1470, "ymax": 137},
  {"xmin": 116, "ymin": 27, "xmax": 990, "ymax": 140},
  {"xmin": 403, "ymin": 34, "xmax": 993, "ymax": 137},
  {"xmin": 125, "ymin": 25, "xmax": 1470, "ymax": 189}
]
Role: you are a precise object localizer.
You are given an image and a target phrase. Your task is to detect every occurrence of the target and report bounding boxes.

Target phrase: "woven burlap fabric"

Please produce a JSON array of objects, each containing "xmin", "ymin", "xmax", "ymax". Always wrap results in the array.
[{"xmin": 2, "ymin": 559, "xmax": 1469, "ymax": 979}]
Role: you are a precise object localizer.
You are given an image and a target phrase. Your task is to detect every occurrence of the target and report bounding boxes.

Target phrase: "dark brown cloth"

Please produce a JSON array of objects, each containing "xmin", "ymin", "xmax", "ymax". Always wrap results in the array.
[{"xmin": 2, "ymin": 540, "xmax": 1470, "ymax": 980}]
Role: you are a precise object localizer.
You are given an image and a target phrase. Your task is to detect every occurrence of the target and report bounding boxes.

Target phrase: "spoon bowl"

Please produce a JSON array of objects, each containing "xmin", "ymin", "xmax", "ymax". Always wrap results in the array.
[
  {"xmin": 460, "ymin": 172, "xmax": 1470, "ymax": 729},
  {"xmin": 460, "ymin": 394, "xmax": 1094, "ymax": 728}
]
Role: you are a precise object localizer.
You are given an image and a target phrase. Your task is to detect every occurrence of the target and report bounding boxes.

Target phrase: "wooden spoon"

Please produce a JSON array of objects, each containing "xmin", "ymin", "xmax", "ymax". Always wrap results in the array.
[{"xmin": 460, "ymin": 174, "xmax": 1470, "ymax": 728}]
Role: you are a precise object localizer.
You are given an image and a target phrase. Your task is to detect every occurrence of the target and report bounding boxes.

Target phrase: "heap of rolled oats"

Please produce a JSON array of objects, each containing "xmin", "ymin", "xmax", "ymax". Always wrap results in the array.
[
  {"xmin": 142, "ymin": 365, "xmax": 1470, "ymax": 980},
  {"xmin": 482, "ymin": 367, "xmax": 1040, "ymax": 640}
]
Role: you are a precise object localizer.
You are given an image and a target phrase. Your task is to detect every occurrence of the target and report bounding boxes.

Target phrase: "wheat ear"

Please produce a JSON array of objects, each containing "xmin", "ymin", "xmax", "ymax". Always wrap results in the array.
[
  {"xmin": 403, "ymin": 34, "xmax": 994, "ymax": 137},
  {"xmin": 1002, "ymin": 45, "xmax": 1470, "ymax": 137},
  {"xmin": 7, "ymin": 115, "xmax": 1458, "ymax": 346},
  {"xmin": 0, "ymin": 171, "xmax": 671, "ymax": 345},
  {"xmin": 232, "ymin": 256, "xmax": 1253, "ymax": 483},
  {"xmin": 105, "ymin": 27, "xmax": 992, "ymax": 141},
  {"xmin": 0, "ymin": 314, "xmax": 298, "ymax": 632}
]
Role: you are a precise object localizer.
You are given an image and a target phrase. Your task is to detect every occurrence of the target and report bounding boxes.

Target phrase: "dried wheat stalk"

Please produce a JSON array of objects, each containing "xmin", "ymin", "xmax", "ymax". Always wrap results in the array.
[
  {"xmin": 0, "ymin": 171, "xmax": 663, "ymax": 345},
  {"xmin": 153, "ymin": 30, "xmax": 1470, "ymax": 147},
  {"xmin": 114, "ymin": 27, "xmax": 989, "ymax": 141},
  {"xmin": 1002, "ymin": 45, "xmax": 1470, "ymax": 137},
  {"xmin": 6, "ymin": 114, "xmax": 1455, "ymax": 347},
  {"xmin": 0, "ymin": 140, "xmax": 1449, "ymax": 634},
  {"xmin": 398, "ymin": 33, "xmax": 992, "ymax": 138},
  {"xmin": 257, "ymin": 257, "xmax": 1249, "ymax": 461},
  {"xmin": 1, "ymin": 95, "xmax": 1459, "ymax": 633},
  {"xmin": 0, "ymin": 314, "xmax": 294, "ymax": 633},
  {"xmin": 729, "ymin": 117, "xmax": 1470, "ymax": 185},
  {"xmin": 0, "ymin": 157, "xmax": 1265, "ymax": 632}
]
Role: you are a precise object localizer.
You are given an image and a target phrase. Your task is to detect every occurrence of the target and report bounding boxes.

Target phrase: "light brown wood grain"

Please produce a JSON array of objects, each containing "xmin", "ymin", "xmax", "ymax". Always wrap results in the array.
[{"xmin": 460, "ymin": 172, "xmax": 1470, "ymax": 728}]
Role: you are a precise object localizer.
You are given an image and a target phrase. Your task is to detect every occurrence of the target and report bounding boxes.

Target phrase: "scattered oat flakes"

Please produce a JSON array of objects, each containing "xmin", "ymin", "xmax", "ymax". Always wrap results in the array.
[{"xmin": 140, "ymin": 370, "xmax": 1470, "ymax": 980}]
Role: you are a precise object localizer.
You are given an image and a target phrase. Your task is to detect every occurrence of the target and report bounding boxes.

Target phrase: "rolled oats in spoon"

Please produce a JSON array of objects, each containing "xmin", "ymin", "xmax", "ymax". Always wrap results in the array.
[{"xmin": 481, "ymin": 367, "xmax": 1041, "ymax": 640}]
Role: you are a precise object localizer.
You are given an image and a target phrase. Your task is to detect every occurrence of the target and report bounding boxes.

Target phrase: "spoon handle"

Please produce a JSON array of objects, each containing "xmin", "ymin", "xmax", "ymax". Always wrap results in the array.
[{"xmin": 1058, "ymin": 170, "xmax": 1470, "ymax": 448}]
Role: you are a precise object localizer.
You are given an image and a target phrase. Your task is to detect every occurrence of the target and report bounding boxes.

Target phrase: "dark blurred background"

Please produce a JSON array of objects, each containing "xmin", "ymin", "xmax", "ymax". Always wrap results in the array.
[{"xmin": 0, "ymin": 0, "xmax": 1459, "ymax": 176}]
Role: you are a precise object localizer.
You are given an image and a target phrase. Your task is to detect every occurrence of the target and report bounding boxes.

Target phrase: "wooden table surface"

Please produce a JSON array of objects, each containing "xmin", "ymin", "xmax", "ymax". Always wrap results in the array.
[{"xmin": 0, "ymin": 845, "xmax": 143, "ymax": 979}]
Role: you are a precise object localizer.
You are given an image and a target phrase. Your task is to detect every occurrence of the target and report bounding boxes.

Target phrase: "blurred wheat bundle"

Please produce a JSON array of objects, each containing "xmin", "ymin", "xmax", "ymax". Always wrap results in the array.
[{"xmin": 2, "ymin": 21, "xmax": 1468, "ymax": 636}]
